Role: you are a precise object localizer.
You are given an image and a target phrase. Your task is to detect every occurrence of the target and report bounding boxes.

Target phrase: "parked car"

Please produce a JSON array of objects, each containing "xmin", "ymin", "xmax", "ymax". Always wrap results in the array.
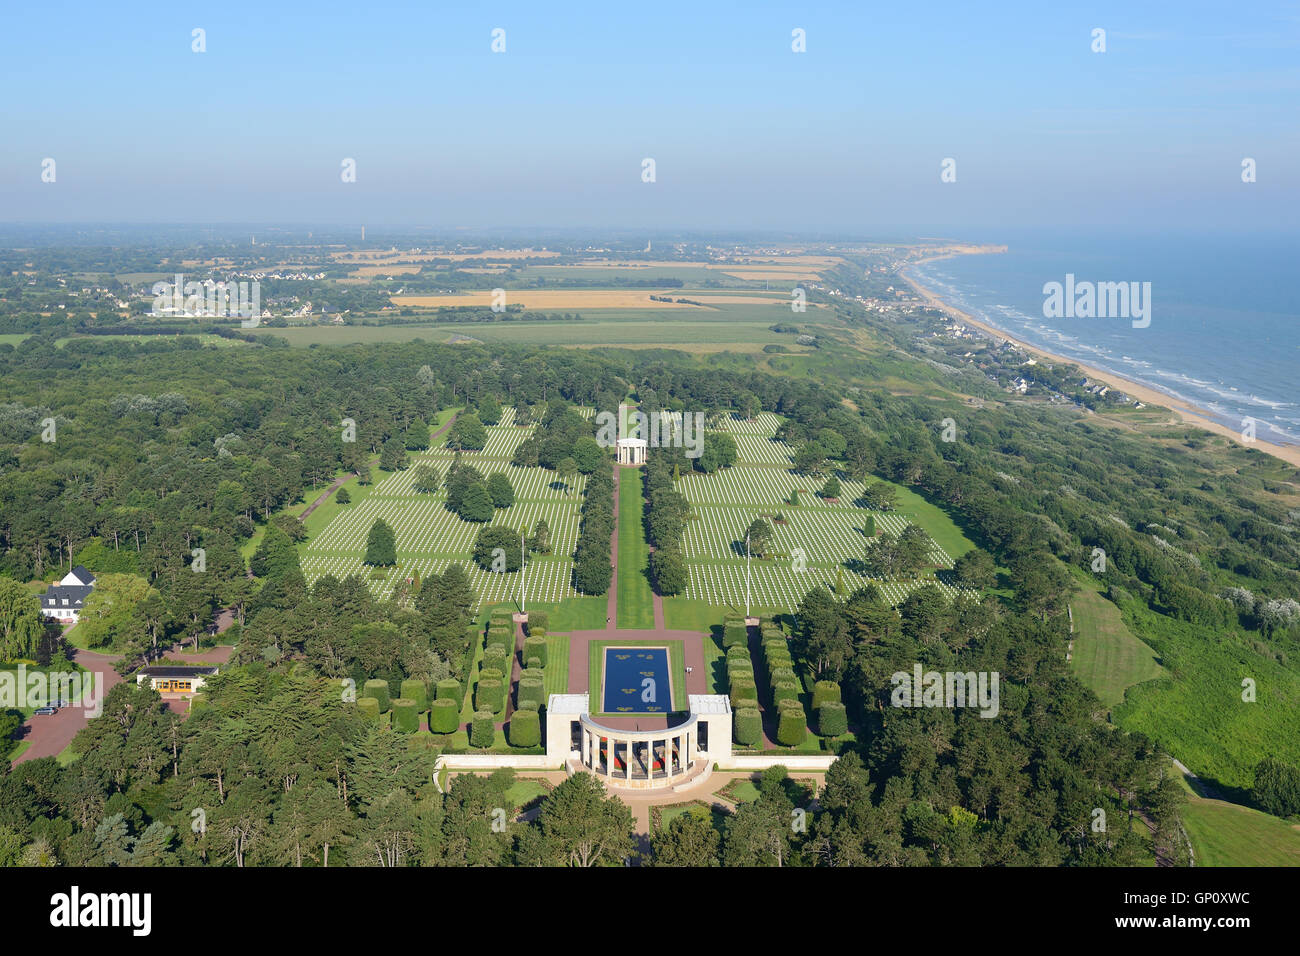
[{"xmin": 33, "ymin": 706, "xmax": 57, "ymax": 716}]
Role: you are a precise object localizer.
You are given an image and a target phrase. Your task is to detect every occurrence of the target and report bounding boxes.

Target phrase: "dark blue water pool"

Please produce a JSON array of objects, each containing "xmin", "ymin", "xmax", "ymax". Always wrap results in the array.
[{"xmin": 602, "ymin": 647, "xmax": 670, "ymax": 714}]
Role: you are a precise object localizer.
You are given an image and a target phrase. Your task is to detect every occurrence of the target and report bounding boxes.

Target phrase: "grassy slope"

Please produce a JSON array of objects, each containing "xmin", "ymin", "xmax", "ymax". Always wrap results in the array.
[
  {"xmin": 615, "ymin": 468, "xmax": 655, "ymax": 629},
  {"xmin": 1068, "ymin": 580, "xmax": 1164, "ymax": 707},
  {"xmin": 1176, "ymin": 776, "xmax": 1300, "ymax": 866}
]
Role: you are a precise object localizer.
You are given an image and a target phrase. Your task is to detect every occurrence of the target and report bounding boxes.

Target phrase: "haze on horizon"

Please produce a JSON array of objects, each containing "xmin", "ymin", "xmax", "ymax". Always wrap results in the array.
[{"xmin": 2, "ymin": 0, "xmax": 1297, "ymax": 234}]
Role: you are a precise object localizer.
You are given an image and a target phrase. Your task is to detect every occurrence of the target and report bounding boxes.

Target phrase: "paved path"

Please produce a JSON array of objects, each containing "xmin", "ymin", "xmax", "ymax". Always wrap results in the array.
[{"xmin": 10, "ymin": 649, "xmax": 123, "ymax": 768}]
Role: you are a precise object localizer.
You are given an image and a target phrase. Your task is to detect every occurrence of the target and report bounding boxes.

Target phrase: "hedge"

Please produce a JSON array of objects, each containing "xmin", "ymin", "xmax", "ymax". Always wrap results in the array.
[
  {"xmin": 777, "ymin": 706, "xmax": 807, "ymax": 746},
  {"xmin": 769, "ymin": 666, "xmax": 797, "ymax": 688},
  {"xmin": 362, "ymin": 679, "xmax": 390, "ymax": 712},
  {"xmin": 391, "ymin": 698, "xmax": 419, "ymax": 733},
  {"xmin": 818, "ymin": 701, "xmax": 848, "ymax": 737},
  {"xmin": 478, "ymin": 667, "xmax": 504, "ymax": 687},
  {"xmin": 722, "ymin": 621, "xmax": 748, "ymax": 648},
  {"xmin": 772, "ymin": 681, "xmax": 801, "ymax": 706},
  {"xmin": 357, "ymin": 697, "xmax": 380, "ymax": 720},
  {"xmin": 520, "ymin": 667, "xmax": 544, "ymax": 684},
  {"xmin": 516, "ymin": 698, "xmax": 540, "ymax": 712},
  {"xmin": 517, "ymin": 678, "xmax": 545, "ymax": 711},
  {"xmin": 523, "ymin": 636, "xmax": 547, "ymax": 667},
  {"xmin": 430, "ymin": 698, "xmax": 460, "ymax": 734},
  {"xmin": 436, "ymin": 678, "xmax": 463, "ymax": 702},
  {"xmin": 476, "ymin": 678, "xmax": 504, "ymax": 713},
  {"xmin": 728, "ymin": 679, "xmax": 758, "ymax": 708},
  {"xmin": 726, "ymin": 645, "xmax": 751, "ymax": 661},
  {"xmin": 734, "ymin": 707, "xmax": 763, "ymax": 746},
  {"xmin": 483, "ymin": 643, "xmax": 509, "ymax": 669},
  {"xmin": 526, "ymin": 656, "xmax": 542, "ymax": 670},
  {"xmin": 400, "ymin": 679, "xmax": 428, "ymax": 712},
  {"xmin": 812, "ymin": 680, "xmax": 842, "ymax": 711},
  {"xmin": 471, "ymin": 711, "xmax": 495, "ymax": 748},
  {"xmin": 526, "ymin": 611, "xmax": 549, "ymax": 632},
  {"xmin": 509, "ymin": 709, "xmax": 541, "ymax": 747}
]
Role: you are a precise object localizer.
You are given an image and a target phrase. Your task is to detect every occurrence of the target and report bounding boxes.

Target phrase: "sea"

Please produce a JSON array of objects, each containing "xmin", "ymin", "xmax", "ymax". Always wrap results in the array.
[{"xmin": 905, "ymin": 231, "xmax": 1300, "ymax": 446}]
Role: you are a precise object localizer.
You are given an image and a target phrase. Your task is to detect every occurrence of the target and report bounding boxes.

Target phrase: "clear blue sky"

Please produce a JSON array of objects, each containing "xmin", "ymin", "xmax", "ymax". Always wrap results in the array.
[{"xmin": 2, "ymin": 0, "xmax": 1297, "ymax": 233}]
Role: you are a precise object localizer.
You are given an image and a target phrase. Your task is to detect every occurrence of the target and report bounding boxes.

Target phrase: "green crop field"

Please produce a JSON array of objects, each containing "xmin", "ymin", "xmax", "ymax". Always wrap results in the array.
[{"xmin": 1069, "ymin": 580, "xmax": 1164, "ymax": 707}]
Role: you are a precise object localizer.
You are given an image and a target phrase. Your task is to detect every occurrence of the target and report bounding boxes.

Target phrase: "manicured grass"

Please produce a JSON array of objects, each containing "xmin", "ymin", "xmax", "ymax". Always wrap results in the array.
[
  {"xmin": 1069, "ymin": 581, "xmax": 1164, "ymax": 707},
  {"xmin": 700, "ymin": 630, "xmax": 726, "ymax": 696},
  {"xmin": 1180, "ymin": 789, "xmax": 1300, "ymax": 866},
  {"xmin": 661, "ymin": 597, "xmax": 725, "ymax": 633},
  {"xmin": 543, "ymin": 634, "xmax": 569, "ymax": 698},
  {"xmin": 879, "ymin": 479, "xmax": 975, "ymax": 561},
  {"xmin": 616, "ymin": 468, "xmax": 655, "ymax": 629},
  {"xmin": 504, "ymin": 779, "xmax": 549, "ymax": 810},
  {"xmin": 542, "ymin": 597, "xmax": 608, "ymax": 631},
  {"xmin": 587, "ymin": 639, "xmax": 687, "ymax": 715}
]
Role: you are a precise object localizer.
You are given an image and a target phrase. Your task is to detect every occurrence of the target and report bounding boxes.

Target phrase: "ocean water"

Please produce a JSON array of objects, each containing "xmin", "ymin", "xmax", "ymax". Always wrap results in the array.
[{"xmin": 906, "ymin": 233, "xmax": 1300, "ymax": 445}]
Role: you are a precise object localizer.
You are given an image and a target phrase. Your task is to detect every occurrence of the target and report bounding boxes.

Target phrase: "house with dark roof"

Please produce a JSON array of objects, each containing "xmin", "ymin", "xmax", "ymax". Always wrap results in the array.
[{"xmin": 41, "ymin": 565, "xmax": 96, "ymax": 624}]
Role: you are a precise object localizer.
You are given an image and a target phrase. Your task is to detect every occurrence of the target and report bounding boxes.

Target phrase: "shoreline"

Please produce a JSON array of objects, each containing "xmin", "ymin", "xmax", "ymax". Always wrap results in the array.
[{"xmin": 900, "ymin": 253, "xmax": 1300, "ymax": 470}]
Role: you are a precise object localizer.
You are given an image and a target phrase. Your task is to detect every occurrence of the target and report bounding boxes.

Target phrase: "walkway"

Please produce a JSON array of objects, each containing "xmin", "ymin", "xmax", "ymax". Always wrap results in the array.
[{"xmin": 10, "ymin": 648, "xmax": 123, "ymax": 767}]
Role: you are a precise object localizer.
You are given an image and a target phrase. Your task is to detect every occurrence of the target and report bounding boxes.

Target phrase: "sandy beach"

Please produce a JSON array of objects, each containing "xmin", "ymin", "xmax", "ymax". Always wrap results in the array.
[{"xmin": 901, "ymin": 252, "xmax": 1300, "ymax": 470}]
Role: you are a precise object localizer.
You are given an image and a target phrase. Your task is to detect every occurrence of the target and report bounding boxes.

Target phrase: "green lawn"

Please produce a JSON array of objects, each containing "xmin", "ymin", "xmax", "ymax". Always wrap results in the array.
[
  {"xmin": 542, "ymin": 597, "xmax": 608, "ymax": 631},
  {"xmin": 543, "ymin": 634, "xmax": 570, "ymax": 698},
  {"xmin": 616, "ymin": 468, "xmax": 655, "ymax": 629},
  {"xmin": 1069, "ymin": 580, "xmax": 1164, "ymax": 707},
  {"xmin": 587, "ymin": 639, "xmax": 687, "ymax": 715},
  {"xmin": 1178, "ymin": 777, "xmax": 1300, "ymax": 866}
]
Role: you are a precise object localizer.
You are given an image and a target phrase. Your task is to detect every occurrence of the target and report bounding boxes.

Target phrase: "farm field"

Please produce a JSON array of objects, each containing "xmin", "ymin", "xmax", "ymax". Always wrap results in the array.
[
  {"xmin": 1068, "ymin": 581, "xmax": 1164, "ymax": 707},
  {"xmin": 299, "ymin": 410, "xmax": 586, "ymax": 610},
  {"xmin": 391, "ymin": 290, "xmax": 791, "ymax": 310}
]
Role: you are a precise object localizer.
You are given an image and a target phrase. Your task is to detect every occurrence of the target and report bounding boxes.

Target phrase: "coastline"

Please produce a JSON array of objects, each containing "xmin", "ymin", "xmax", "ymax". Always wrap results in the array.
[{"xmin": 900, "ymin": 253, "xmax": 1300, "ymax": 470}]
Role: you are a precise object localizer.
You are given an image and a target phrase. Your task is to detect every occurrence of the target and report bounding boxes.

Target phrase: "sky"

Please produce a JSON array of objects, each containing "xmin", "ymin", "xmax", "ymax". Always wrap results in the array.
[{"xmin": 1, "ymin": 0, "xmax": 1297, "ymax": 234}]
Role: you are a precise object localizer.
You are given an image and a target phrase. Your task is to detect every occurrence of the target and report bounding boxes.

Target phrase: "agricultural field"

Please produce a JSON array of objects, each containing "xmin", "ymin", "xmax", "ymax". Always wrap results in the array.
[
  {"xmin": 671, "ymin": 414, "xmax": 973, "ymax": 611},
  {"xmin": 299, "ymin": 410, "xmax": 587, "ymax": 609}
]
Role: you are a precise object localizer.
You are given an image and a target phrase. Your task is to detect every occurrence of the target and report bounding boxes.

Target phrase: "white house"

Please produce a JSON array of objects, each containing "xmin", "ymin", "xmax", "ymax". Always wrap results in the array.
[{"xmin": 40, "ymin": 565, "xmax": 95, "ymax": 624}]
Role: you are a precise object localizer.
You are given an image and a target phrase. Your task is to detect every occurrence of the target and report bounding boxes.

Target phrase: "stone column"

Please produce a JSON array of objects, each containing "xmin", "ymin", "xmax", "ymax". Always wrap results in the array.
[
  {"xmin": 626, "ymin": 738, "xmax": 633, "ymax": 782},
  {"xmin": 605, "ymin": 738, "xmax": 612, "ymax": 780}
]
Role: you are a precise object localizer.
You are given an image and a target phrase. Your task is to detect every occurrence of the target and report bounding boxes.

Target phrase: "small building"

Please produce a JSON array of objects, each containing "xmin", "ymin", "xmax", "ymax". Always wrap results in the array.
[
  {"xmin": 137, "ymin": 665, "xmax": 218, "ymax": 695},
  {"xmin": 615, "ymin": 436, "xmax": 647, "ymax": 466},
  {"xmin": 41, "ymin": 565, "xmax": 95, "ymax": 624}
]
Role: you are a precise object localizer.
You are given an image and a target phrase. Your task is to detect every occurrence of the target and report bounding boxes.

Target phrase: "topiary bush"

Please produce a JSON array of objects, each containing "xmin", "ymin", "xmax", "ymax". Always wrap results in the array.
[
  {"xmin": 478, "ymin": 667, "xmax": 504, "ymax": 686},
  {"xmin": 812, "ymin": 680, "xmax": 841, "ymax": 711},
  {"xmin": 523, "ymin": 636, "xmax": 547, "ymax": 667},
  {"xmin": 772, "ymin": 681, "xmax": 801, "ymax": 707},
  {"xmin": 518, "ymin": 678, "xmax": 545, "ymax": 711},
  {"xmin": 400, "ymin": 679, "xmax": 428, "ymax": 712},
  {"xmin": 362, "ymin": 679, "xmax": 390, "ymax": 712},
  {"xmin": 726, "ymin": 644, "xmax": 751, "ymax": 661},
  {"xmin": 483, "ymin": 644, "xmax": 509, "ymax": 673},
  {"xmin": 723, "ymin": 620, "xmax": 748, "ymax": 648},
  {"xmin": 729, "ymin": 678, "xmax": 758, "ymax": 708},
  {"xmin": 777, "ymin": 706, "xmax": 807, "ymax": 747},
  {"xmin": 391, "ymin": 698, "xmax": 418, "ymax": 733},
  {"xmin": 430, "ymin": 698, "xmax": 459, "ymax": 734},
  {"xmin": 526, "ymin": 656, "xmax": 542, "ymax": 670},
  {"xmin": 526, "ymin": 611, "xmax": 549, "ymax": 632},
  {"xmin": 516, "ymin": 698, "xmax": 540, "ymax": 712},
  {"xmin": 769, "ymin": 666, "xmax": 797, "ymax": 688},
  {"xmin": 734, "ymin": 707, "xmax": 763, "ymax": 745},
  {"xmin": 356, "ymin": 697, "xmax": 380, "ymax": 720},
  {"xmin": 436, "ymin": 678, "xmax": 462, "ymax": 702},
  {"xmin": 471, "ymin": 711, "xmax": 495, "ymax": 748},
  {"xmin": 509, "ymin": 708, "xmax": 541, "ymax": 747},
  {"xmin": 476, "ymin": 678, "xmax": 504, "ymax": 713},
  {"xmin": 818, "ymin": 700, "xmax": 848, "ymax": 737},
  {"xmin": 520, "ymin": 666, "xmax": 544, "ymax": 684}
]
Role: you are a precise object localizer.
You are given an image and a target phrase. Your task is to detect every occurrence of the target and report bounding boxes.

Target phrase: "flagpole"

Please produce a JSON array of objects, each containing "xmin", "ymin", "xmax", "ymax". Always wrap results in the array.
[
  {"xmin": 520, "ymin": 531, "xmax": 526, "ymax": 613},
  {"xmin": 745, "ymin": 533, "xmax": 751, "ymax": 619}
]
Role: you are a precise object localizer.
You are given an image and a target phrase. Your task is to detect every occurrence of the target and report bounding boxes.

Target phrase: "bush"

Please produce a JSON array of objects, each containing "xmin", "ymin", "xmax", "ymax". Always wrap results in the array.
[
  {"xmin": 818, "ymin": 701, "xmax": 848, "ymax": 737},
  {"xmin": 722, "ymin": 620, "xmax": 748, "ymax": 648},
  {"xmin": 527, "ymin": 611, "xmax": 549, "ymax": 633},
  {"xmin": 430, "ymin": 698, "xmax": 459, "ymax": 734},
  {"xmin": 516, "ymin": 698, "xmax": 540, "ymax": 712},
  {"xmin": 726, "ymin": 645, "xmax": 751, "ymax": 661},
  {"xmin": 811, "ymin": 680, "xmax": 841, "ymax": 710},
  {"xmin": 356, "ymin": 697, "xmax": 380, "ymax": 720},
  {"xmin": 729, "ymin": 678, "xmax": 758, "ymax": 708},
  {"xmin": 391, "ymin": 699, "xmax": 419, "ymax": 733},
  {"xmin": 523, "ymin": 636, "xmax": 547, "ymax": 667},
  {"xmin": 363, "ymin": 679, "xmax": 390, "ymax": 712},
  {"xmin": 400, "ymin": 679, "xmax": 428, "ymax": 711},
  {"xmin": 726, "ymin": 658, "xmax": 754, "ymax": 681},
  {"xmin": 476, "ymin": 678, "xmax": 504, "ymax": 713},
  {"xmin": 518, "ymin": 678, "xmax": 545, "ymax": 711},
  {"xmin": 509, "ymin": 709, "xmax": 541, "ymax": 747},
  {"xmin": 471, "ymin": 711, "xmax": 496, "ymax": 748},
  {"xmin": 777, "ymin": 706, "xmax": 807, "ymax": 746},
  {"xmin": 769, "ymin": 666, "xmax": 797, "ymax": 688},
  {"xmin": 526, "ymin": 656, "xmax": 542, "ymax": 670},
  {"xmin": 734, "ymin": 707, "xmax": 763, "ymax": 746},
  {"xmin": 772, "ymin": 681, "xmax": 800, "ymax": 706},
  {"xmin": 483, "ymin": 643, "xmax": 509, "ymax": 671},
  {"xmin": 436, "ymin": 678, "xmax": 462, "ymax": 702},
  {"xmin": 520, "ymin": 666, "xmax": 544, "ymax": 684},
  {"xmin": 478, "ymin": 667, "xmax": 504, "ymax": 685}
]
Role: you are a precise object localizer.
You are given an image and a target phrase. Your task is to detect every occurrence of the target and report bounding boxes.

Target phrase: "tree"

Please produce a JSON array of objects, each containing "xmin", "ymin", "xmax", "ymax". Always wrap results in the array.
[
  {"xmin": 379, "ymin": 437, "xmax": 408, "ymax": 471},
  {"xmin": 896, "ymin": 524, "xmax": 933, "ymax": 576},
  {"xmin": 863, "ymin": 482, "xmax": 898, "ymax": 511},
  {"xmin": 557, "ymin": 458, "xmax": 578, "ymax": 496},
  {"xmin": 449, "ymin": 414, "xmax": 487, "ymax": 451},
  {"xmin": 537, "ymin": 772, "xmax": 635, "ymax": 867},
  {"xmin": 1253, "ymin": 759, "xmax": 1300, "ymax": 818},
  {"xmin": 953, "ymin": 548, "xmax": 996, "ymax": 589},
  {"xmin": 404, "ymin": 417, "xmax": 430, "ymax": 451},
  {"xmin": 0, "ymin": 577, "xmax": 46, "ymax": 660},
  {"xmin": 862, "ymin": 531, "xmax": 904, "ymax": 578},
  {"xmin": 744, "ymin": 518, "xmax": 774, "ymax": 559},
  {"xmin": 477, "ymin": 396, "xmax": 502, "ymax": 425},
  {"xmin": 334, "ymin": 487, "xmax": 352, "ymax": 505},
  {"xmin": 458, "ymin": 483, "xmax": 496, "ymax": 522},
  {"xmin": 820, "ymin": 475, "xmax": 841, "ymax": 500},
  {"xmin": 364, "ymin": 519, "xmax": 397, "ymax": 566},
  {"xmin": 650, "ymin": 807, "xmax": 720, "ymax": 867},
  {"xmin": 413, "ymin": 463, "xmax": 441, "ymax": 494},
  {"xmin": 572, "ymin": 436, "xmax": 605, "ymax": 475},
  {"xmin": 794, "ymin": 441, "xmax": 828, "ymax": 475},
  {"xmin": 473, "ymin": 526, "xmax": 522, "ymax": 573},
  {"xmin": 486, "ymin": 473, "xmax": 515, "ymax": 509},
  {"xmin": 528, "ymin": 518, "xmax": 551, "ymax": 554},
  {"xmin": 650, "ymin": 547, "xmax": 687, "ymax": 596}
]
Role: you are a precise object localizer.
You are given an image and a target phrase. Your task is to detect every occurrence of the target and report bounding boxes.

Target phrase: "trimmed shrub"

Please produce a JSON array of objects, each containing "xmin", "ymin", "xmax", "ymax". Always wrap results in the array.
[
  {"xmin": 734, "ymin": 707, "xmax": 763, "ymax": 746},
  {"xmin": 516, "ymin": 698, "xmax": 540, "ymax": 712},
  {"xmin": 471, "ymin": 711, "xmax": 495, "ymax": 748},
  {"xmin": 478, "ymin": 667, "xmax": 504, "ymax": 685},
  {"xmin": 772, "ymin": 681, "xmax": 801, "ymax": 707},
  {"xmin": 430, "ymin": 698, "xmax": 459, "ymax": 734},
  {"xmin": 729, "ymin": 678, "xmax": 758, "ymax": 708},
  {"xmin": 722, "ymin": 620, "xmax": 748, "ymax": 648},
  {"xmin": 769, "ymin": 666, "xmax": 797, "ymax": 688},
  {"xmin": 526, "ymin": 656, "xmax": 542, "ymax": 670},
  {"xmin": 483, "ymin": 644, "xmax": 508, "ymax": 671},
  {"xmin": 523, "ymin": 636, "xmax": 547, "ymax": 667},
  {"xmin": 356, "ymin": 697, "xmax": 380, "ymax": 720},
  {"xmin": 726, "ymin": 645, "xmax": 751, "ymax": 661},
  {"xmin": 520, "ymin": 666, "xmax": 544, "ymax": 684},
  {"xmin": 777, "ymin": 706, "xmax": 807, "ymax": 747},
  {"xmin": 476, "ymin": 678, "xmax": 504, "ymax": 713},
  {"xmin": 362, "ymin": 679, "xmax": 390, "ymax": 712},
  {"xmin": 509, "ymin": 709, "xmax": 541, "ymax": 747},
  {"xmin": 436, "ymin": 678, "xmax": 462, "ymax": 702},
  {"xmin": 726, "ymin": 659, "xmax": 755, "ymax": 681},
  {"xmin": 812, "ymin": 680, "xmax": 842, "ymax": 711},
  {"xmin": 526, "ymin": 611, "xmax": 549, "ymax": 633},
  {"xmin": 391, "ymin": 698, "xmax": 418, "ymax": 733},
  {"xmin": 818, "ymin": 701, "xmax": 848, "ymax": 737},
  {"xmin": 400, "ymin": 679, "xmax": 428, "ymax": 712},
  {"xmin": 517, "ymin": 678, "xmax": 545, "ymax": 711}
]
